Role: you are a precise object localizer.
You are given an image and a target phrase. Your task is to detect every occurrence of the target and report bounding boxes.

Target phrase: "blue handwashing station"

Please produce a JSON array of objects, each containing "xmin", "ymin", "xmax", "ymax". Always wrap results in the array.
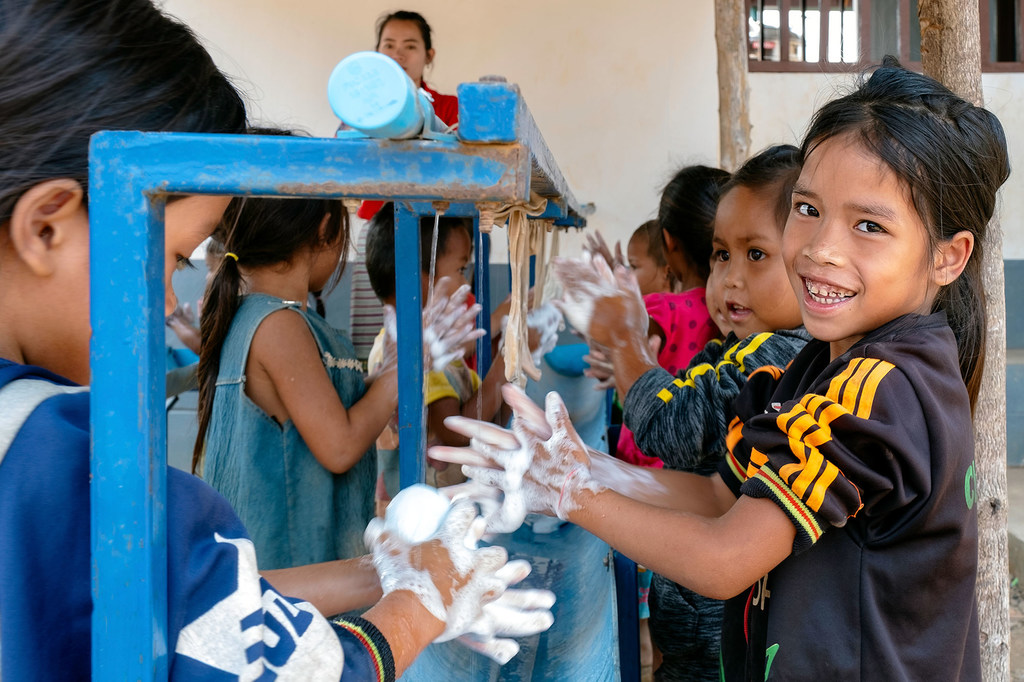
[{"xmin": 89, "ymin": 51, "xmax": 636, "ymax": 680}]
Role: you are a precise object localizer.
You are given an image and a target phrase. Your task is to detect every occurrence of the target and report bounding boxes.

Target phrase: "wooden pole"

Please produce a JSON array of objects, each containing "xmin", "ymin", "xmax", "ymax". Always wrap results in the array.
[
  {"xmin": 917, "ymin": 2, "xmax": 1009, "ymax": 679},
  {"xmin": 714, "ymin": 0, "xmax": 751, "ymax": 171}
]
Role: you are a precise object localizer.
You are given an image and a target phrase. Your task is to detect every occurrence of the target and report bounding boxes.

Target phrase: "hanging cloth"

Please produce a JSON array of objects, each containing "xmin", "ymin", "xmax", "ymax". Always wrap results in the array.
[{"xmin": 478, "ymin": 194, "xmax": 551, "ymax": 387}]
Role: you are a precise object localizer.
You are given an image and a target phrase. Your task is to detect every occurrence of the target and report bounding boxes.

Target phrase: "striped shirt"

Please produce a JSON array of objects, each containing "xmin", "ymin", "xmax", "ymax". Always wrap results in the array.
[{"xmin": 718, "ymin": 312, "xmax": 980, "ymax": 680}]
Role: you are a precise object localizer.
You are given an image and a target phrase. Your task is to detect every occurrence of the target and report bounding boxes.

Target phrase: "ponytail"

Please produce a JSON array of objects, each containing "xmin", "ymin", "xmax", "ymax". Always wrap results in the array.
[
  {"xmin": 193, "ymin": 245, "xmax": 244, "ymax": 474},
  {"xmin": 935, "ymin": 239, "xmax": 987, "ymax": 409}
]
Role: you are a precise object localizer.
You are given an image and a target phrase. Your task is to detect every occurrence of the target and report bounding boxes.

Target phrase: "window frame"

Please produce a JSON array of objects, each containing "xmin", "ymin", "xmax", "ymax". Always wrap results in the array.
[{"xmin": 747, "ymin": 0, "xmax": 1022, "ymax": 73}]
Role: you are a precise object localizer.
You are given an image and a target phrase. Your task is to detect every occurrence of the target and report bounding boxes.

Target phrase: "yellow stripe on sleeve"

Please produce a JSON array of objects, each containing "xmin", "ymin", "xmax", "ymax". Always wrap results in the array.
[
  {"xmin": 806, "ymin": 460, "xmax": 842, "ymax": 512},
  {"xmin": 732, "ymin": 332, "xmax": 774, "ymax": 372},
  {"xmin": 854, "ymin": 360, "xmax": 894, "ymax": 418}
]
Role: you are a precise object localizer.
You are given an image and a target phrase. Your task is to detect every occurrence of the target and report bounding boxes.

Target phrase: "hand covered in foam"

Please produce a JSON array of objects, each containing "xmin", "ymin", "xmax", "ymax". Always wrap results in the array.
[
  {"xmin": 366, "ymin": 488, "xmax": 555, "ymax": 664},
  {"xmin": 430, "ymin": 384, "xmax": 604, "ymax": 532},
  {"xmin": 423, "ymin": 277, "xmax": 486, "ymax": 371},
  {"xmin": 583, "ymin": 229, "xmax": 624, "ymax": 270},
  {"xmin": 381, "ymin": 276, "xmax": 485, "ymax": 375},
  {"xmin": 582, "ymin": 345, "xmax": 616, "ymax": 390},
  {"xmin": 552, "ymin": 254, "xmax": 654, "ymax": 366}
]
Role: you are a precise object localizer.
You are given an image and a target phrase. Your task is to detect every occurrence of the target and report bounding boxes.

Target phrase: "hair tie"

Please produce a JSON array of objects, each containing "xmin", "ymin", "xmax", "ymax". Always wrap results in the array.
[{"xmin": 224, "ymin": 252, "xmax": 239, "ymax": 262}]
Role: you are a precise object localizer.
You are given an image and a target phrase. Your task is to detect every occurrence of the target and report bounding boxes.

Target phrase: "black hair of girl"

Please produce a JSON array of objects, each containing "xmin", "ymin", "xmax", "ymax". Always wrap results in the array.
[
  {"xmin": 193, "ymin": 132, "xmax": 348, "ymax": 472},
  {"xmin": 375, "ymin": 10, "xmax": 433, "ymax": 51},
  {"xmin": 364, "ymin": 202, "xmax": 473, "ymax": 301},
  {"xmin": 721, "ymin": 144, "xmax": 802, "ymax": 232},
  {"xmin": 658, "ymin": 165, "xmax": 732, "ymax": 281},
  {"xmin": 0, "ymin": 0, "xmax": 246, "ymax": 225},
  {"xmin": 802, "ymin": 56, "xmax": 1010, "ymax": 409}
]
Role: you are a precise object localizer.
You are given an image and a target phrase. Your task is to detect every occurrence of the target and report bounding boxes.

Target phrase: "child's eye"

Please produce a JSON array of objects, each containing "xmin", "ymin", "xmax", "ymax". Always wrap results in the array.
[
  {"xmin": 854, "ymin": 220, "xmax": 886, "ymax": 234},
  {"xmin": 712, "ymin": 249, "xmax": 729, "ymax": 262},
  {"xmin": 175, "ymin": 255, "xmax": 196, "ymax": 272},
  {"xmin": 747, "ymin": 249, "xmax": 766, "ymax": 262},
  {"xmin": 795, "ymin": 202, "xmax": 819, "ymax": 217}
]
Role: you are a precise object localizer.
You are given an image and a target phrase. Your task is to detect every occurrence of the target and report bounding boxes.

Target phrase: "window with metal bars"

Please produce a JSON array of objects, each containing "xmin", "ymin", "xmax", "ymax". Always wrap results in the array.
[{"xmin": 746, "ymin": 0, "xmax": 1024, "ymax": 72}]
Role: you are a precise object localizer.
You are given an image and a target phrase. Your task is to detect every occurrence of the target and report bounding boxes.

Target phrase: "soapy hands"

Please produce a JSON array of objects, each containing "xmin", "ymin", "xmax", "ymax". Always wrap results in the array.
[
  {"xmin": 379, "ymin": 276, "xmax": 485, "ymax": 375},
  {"xmin": 365, "ymin": 494, "xmax": 555, "ymax": 664},
  {"xmin": 582, "ymin": 345, "xmax": 616, "ymax": 390},
  {"xmin": 582, "ymin": 229, "xmax": 624, "ymax": 270},
  {"xmin": 431, "ymin": 384, "xmax": 604, "ymax": 533},
  {"xmin": 552, "ymin": 254, "xmax": 654, "ymax": 365}
]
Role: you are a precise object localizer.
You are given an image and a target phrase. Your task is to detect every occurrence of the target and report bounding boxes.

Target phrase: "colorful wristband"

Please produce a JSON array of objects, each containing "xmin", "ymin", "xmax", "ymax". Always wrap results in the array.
[{"xmin": 333, "ymin": 615, "xmax": 396, "ymax": 682}]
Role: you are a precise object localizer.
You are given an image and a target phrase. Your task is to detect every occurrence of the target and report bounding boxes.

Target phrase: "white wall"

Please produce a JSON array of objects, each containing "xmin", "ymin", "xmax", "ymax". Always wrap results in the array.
[
  {"xmin": 160, "ymin": 0, "xmax": 720, "ymax": 258},
  {"xmin": 161, "ymin": 1, "xmax": 1022, "ymax": 258},
  {"xmin": 750, "ymin": 70, "xmax": 1024, "ymax": 259}
]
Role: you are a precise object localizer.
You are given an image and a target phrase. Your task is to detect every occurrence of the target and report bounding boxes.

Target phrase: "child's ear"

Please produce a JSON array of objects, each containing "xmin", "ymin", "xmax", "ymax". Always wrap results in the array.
[
  {"xmin": 317, "ymin": 213, "xmax": 332, "ymax": 241},
  {"xmin": 933, "ymin": 230, "xmax": 975, "ymax": 287},
  {"xmin": 662, "ymin": 228, "xmax": 678, "ymax": 254},
  {"xmin": 8, "ymin": 179, "xmax": 86, "ymax": 277}
]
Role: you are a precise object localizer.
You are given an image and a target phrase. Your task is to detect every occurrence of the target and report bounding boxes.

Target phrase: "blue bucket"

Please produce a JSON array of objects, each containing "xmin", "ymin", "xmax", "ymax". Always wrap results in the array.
[{"xmin": 327, "ymin": 51, "xmax": 426, "ymax": 138}]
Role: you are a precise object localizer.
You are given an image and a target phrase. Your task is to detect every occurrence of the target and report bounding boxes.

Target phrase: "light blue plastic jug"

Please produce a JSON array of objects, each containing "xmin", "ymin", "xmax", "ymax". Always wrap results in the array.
[{"xmin": 327, "ymin": 51, "xmax": 444, "ymax": 139}]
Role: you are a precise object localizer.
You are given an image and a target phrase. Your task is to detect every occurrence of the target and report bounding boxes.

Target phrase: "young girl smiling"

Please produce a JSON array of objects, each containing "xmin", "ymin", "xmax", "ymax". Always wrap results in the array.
[{"xmin": 433, "ymin": 58, "xmax": 1009, "ymax": 679}]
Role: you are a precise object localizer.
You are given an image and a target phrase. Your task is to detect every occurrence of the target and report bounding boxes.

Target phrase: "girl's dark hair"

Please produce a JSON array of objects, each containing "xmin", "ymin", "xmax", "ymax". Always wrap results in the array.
[
  {"xmin": 802, "ymin": 57, "xmax": 1010, "ymax": 408},
  {"xmin": 631, "ymin": 219, "xmax": 675, "ymax": 287},
  {"xmin": 375, "ymin": 10, "xmax": 433, "ymax": 51},
  {"xmin": 364, "ymin": 202, "xmax": 473, "ymax": 301},
  {"xmin": 194, "ymin": 132, "xmax": 348, "ymax": 471},
  {"xmin": 0, "ymin": 0, "xmax": 246, "ymax": 225},
  {"xmin": 632, "ymin": 219, "xmax": 666, "ymax": 265},
  {"xmin": 722, "ymin": 144, "xmax": 802, "ymax": 232},
  {"xmin": 658, "ymin": 165, "xmax": 732, "ymax": 281}
]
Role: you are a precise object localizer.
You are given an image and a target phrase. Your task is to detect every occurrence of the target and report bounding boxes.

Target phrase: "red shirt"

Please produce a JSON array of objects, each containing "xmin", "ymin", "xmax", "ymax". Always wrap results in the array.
[
  {"xmin": 357, "ymin": 81, "xmax": 458, "ymax": 221},
  {"xmin": 420, "ymin": 81, "xmax": 459, "ymax": 127}
]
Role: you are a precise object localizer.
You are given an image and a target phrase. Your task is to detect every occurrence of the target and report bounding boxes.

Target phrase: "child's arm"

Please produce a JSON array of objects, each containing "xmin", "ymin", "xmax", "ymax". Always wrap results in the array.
[
  {"xmin": 624, "ymin": 330, "xmax": 809, "ymax": 469},
  {"xmin": 571, "ymin": 487, "xmax": 795, "ymax": 598},
  {"xmin": 432, "ymin": 386, "xmax": 795, "ymax": 598},
  {"xmin": 249, "ymin": 309, "xmax": 398, "ymax": 474},
  {"xmin": 587, "ymin": 447, "xmax": 737, "ymax": 513},
  {"xmin": 260, "ymin": 556, "xmax": 383, "ymax": 617}
]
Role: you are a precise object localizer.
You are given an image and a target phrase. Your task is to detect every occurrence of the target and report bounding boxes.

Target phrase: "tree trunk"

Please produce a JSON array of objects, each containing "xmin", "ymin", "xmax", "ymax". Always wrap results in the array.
[
  {"xmin": 918, "ymin": 2, "xmax": 1009, "ymax": 680},
  {"xmin": 714, "ymin": 0, "xmax": 751, "ymax": 172}
]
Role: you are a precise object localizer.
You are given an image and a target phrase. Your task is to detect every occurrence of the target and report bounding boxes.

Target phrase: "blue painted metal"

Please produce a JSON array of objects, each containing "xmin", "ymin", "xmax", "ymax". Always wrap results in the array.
[
  {"xmin": 87, "ymin": 163, "xmax": 170, "ymax": 679},
  {"xmin": 394, "ymin": 202, "xmax": 427, "ymax": 488},
  {"xmin": 474, "ymin": 221, "xmax": 492, "ymax": 373},
  {"xmin": 613, "ymin": 552, "xmax": 641, "ymax": 682},
  {"xmin": 457, "ymin": 82, "xmax": 581, "ymax": 220},
  {"xmin": 88, "ymin": 83, "xmax": 591, "ymax": 678}
]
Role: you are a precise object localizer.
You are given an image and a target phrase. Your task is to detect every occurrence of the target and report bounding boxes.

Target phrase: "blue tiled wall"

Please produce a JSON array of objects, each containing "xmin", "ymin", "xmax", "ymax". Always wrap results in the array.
[{"xmin": 1007, "ymin": 260, "xmax": 1024, "ymax": 465}]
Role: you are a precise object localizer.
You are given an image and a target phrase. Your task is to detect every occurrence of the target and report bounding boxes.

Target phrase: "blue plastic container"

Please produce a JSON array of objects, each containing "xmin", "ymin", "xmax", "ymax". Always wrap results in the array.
[{"xmin": 328, "ymin": 51, "xmax": 438, "ymax": 139}]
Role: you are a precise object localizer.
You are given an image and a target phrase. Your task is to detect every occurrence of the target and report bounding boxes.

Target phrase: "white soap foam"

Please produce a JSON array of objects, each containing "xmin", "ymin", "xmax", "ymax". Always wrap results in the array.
[{"xmin": 384, "ymin": 484, "xmax": 452, "ymax": 544}]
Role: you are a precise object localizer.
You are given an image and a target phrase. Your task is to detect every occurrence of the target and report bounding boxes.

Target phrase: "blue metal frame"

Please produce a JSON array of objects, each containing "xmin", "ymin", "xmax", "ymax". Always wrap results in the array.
[{"xmin": 88, "ymin": 81, "xmax": 586, "ymax": 679}]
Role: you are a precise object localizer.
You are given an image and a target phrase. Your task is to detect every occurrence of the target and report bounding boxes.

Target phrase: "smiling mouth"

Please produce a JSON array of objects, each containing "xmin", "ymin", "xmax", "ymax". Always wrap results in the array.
[{"xmin": 804, "ymin": 278, "xmax": 854, "ymax": 305}]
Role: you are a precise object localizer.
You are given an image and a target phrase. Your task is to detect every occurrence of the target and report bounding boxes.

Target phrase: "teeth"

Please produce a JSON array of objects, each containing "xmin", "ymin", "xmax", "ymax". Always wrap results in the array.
[{"xmin": 805, "ymin": 279, "xmax": 853, "ymax": 305}]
